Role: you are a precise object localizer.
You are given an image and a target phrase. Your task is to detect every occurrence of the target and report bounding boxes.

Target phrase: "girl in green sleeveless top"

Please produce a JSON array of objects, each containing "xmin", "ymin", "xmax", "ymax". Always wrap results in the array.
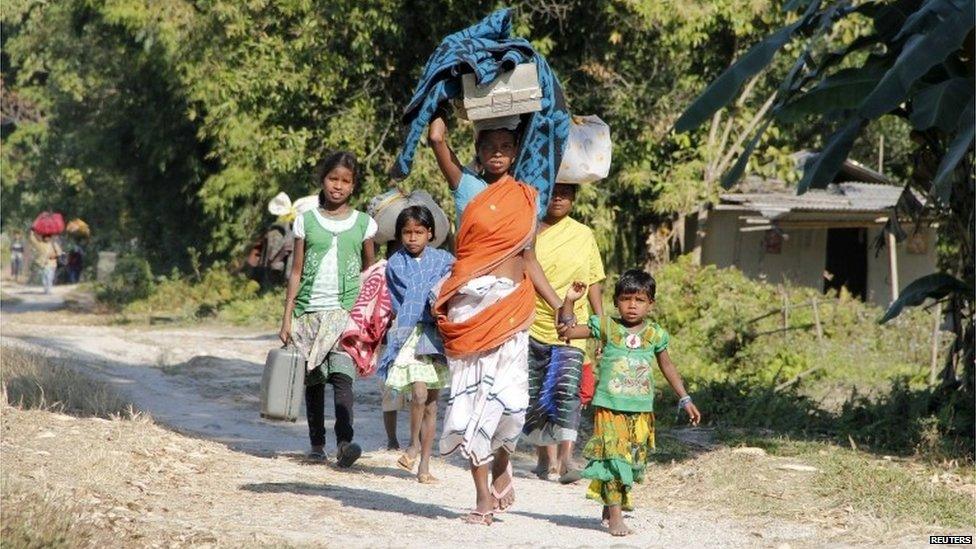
[
  {"xmin": 559, "ymin": 270, "xmax": 702, "ymax": 537},
  {"xmin": 280, "ymin": 151, "xmax": 377, "ymax": 467}
]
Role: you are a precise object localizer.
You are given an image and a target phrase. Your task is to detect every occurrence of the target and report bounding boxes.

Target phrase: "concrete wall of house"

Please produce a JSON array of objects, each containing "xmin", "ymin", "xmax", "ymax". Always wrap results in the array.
[
  {"xmin": 700, "ymin": 210, "xmax": 826, "ymax": 288},
  {"xmin": 698, "ymin": 211, "xmax": 938, "ymax": 308},
  {"xmin": 866, "ymin": 225, "xmax": 939, "ymax": 307}
]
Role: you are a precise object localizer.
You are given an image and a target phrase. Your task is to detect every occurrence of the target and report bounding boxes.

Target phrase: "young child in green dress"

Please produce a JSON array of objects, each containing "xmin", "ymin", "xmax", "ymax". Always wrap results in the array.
[{"xmin": 558, "ymin": 269, "xmax": 702, "ymax": 537}]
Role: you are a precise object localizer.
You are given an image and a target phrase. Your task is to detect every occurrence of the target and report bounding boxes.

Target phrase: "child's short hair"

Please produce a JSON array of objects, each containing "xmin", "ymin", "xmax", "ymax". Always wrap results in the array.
[
  {"xmin": 395, "ymin": 205, "xmax": 437, "ymax": 240},
  {"xmin": 314, "ymin": 151, "xmax": 359, "ymax": 205},
  {"xmin": 614, "ymin": 269, "xmax": 656, "ymax": 301}
]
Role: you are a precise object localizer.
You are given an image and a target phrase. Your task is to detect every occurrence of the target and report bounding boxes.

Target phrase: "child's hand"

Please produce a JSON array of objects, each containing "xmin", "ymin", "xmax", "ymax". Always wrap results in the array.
[
  {"xmin": 682, "ymin": 401, "xmax": 702, "ymax": 426},
  {"xmin": 428, "ymin": 115, "xmax": 447, "ymax": 144},
  {"xmin": 564, "ymin": 281, "xmax": 586, "ymax": 303}
]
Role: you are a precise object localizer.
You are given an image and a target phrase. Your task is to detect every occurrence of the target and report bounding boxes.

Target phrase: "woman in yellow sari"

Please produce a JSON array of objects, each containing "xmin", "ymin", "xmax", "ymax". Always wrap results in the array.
[{"xmin": 523, "ymin": 183, "xmax": 605, "ymax": 483}]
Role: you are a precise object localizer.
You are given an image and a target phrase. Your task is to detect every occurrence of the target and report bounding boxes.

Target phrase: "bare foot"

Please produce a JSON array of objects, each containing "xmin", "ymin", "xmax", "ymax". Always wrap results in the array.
[
  {"xmin": 601, "ymin": 506, "xmax": 610, "ymax": 528},
  {"xmin": 608, "ymin": 520, "xmax": 632, "ymax": 537},
  {"xmin": 417, "ymin": 472, "xmax": 438, "ymax": 484},
  {"xmin": 607, "ymin": 505, "xmax": 632, "ymax": 537}
]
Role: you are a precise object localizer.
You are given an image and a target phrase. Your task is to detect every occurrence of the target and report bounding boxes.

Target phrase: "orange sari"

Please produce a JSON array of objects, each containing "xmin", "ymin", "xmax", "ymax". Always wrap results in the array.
[{"xmin": 435, "ymin": 175, "xmax": 537, "ymax": 357}]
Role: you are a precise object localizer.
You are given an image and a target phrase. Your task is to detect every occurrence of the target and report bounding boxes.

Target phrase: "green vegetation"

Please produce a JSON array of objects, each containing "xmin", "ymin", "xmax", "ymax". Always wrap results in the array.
[
  {"xmin": 649, "ymin": 258, "xmax": 970, "ymax": 459},
  {"xmin": 674, "ymin": 0, "xmax": 975, "ymax": 455},
  {"xmin": 655, "ymin": 257, "xmax": 935, "ymax": 388},
  {"xmin": 2, "ymin": 0, "xmax": 915, "ymax": 274},
  {"xmin": 103, "ymin": 265, "xmax": 281, "ymax": 326}
]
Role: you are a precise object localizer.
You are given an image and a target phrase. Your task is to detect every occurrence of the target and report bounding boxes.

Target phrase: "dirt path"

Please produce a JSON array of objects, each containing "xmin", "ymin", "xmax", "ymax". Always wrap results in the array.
[{"xmin": 1, "ymin": 282, "xmax": 827, "ymax": 547}]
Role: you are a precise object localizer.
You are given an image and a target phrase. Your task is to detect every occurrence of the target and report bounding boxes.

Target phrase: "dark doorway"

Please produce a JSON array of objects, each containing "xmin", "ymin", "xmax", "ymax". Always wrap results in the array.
[{"xmin": 824, "ymin": 228, "xmax": 867, "ymax": 300}]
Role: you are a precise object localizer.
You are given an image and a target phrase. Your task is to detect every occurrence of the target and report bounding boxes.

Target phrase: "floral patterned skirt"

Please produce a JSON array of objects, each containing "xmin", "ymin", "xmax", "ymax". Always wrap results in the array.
[
  {"xmin": 581, "ymin": 407, "xmax": 655, "ymax": 510},
  {"xmin": 384, "ymin": 327, "xmax": 450, "ymax": 392}
]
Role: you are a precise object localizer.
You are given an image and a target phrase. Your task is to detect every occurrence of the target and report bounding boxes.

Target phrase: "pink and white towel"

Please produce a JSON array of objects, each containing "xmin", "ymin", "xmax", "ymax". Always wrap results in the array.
[{"xmin": 339, "ymin": 260, "xmax": 392, "ymax": 377}]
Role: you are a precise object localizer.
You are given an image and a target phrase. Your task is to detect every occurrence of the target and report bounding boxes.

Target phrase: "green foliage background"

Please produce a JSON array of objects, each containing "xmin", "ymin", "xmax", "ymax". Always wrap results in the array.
[{"xmin": 1, "ymin": 0, "xmax": 914, "ymax": 272}]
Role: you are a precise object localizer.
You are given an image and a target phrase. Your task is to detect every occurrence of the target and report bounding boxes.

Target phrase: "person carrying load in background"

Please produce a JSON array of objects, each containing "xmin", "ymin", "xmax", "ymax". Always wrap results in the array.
[
  {"xmin": 279, "ymin": 151, "xmax": 376, "ymax": 468},
  {"xmin": 10, "ymin": 231, "xmax": 25, "ymax": 281},
  {"xmin": 29, "ymin": 231, "xmax": 61, "ymax": 294}
]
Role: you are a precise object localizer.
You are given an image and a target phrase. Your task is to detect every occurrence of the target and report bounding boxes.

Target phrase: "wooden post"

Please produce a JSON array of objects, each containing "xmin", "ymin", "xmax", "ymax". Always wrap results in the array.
[
  {"xmin": 691, "ymin": 207, "xmax": 708, "ymax": 266},
  {"xmin": 878, "ymin": 135, "xmax": 885, "ymax": 173},
  {"xmin": 812, "ymin": 297, "xmax": 824, "ymax": 345},
  {"xmin": 886, "ymin": 230, "xmax": 899, "ymax": 302},
  {"xmin": 930, "ymin": 301, "xmax": 942, "ymax": 385},
  {"xmin": 781, "ymin": 290, "xmax": 790, "ymax": 330}
]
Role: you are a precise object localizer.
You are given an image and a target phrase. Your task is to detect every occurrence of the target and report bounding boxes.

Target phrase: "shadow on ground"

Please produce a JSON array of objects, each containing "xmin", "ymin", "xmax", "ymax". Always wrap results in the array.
[{"xmin": 241, "ymin": 482, "xmax": 459, "ymax": 519}]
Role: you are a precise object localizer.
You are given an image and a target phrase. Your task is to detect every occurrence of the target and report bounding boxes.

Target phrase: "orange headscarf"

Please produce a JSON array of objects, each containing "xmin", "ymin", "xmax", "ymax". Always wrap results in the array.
[{"xmin": 435, "ymin": 175, "xmax": 537, "ymax": 358}]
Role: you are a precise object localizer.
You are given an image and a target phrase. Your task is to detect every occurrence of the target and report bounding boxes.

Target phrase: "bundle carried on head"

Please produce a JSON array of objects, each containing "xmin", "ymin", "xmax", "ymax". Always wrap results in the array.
[{"xmin": 391, "ymin": 9, "xmax": 570, "ymax": 219}]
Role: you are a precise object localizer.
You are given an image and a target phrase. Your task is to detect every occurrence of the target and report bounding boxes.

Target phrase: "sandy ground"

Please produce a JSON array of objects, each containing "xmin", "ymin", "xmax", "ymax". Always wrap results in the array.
[{"xmin": 0, "ymin": 281, "xmax": 916, "ymax": 547}]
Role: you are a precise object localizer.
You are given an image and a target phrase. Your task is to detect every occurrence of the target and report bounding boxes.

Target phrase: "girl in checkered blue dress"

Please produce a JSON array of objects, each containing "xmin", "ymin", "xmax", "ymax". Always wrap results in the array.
[{"xmin": 379, "ymin": 206, "xmax": 455, "ymax": 483}]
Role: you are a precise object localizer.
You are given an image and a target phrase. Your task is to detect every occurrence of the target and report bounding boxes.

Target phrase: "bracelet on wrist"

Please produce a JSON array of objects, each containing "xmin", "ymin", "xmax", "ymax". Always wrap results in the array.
[{"xmin": 677, "ymin": 395, "xmax": 693, "ymax": 409}]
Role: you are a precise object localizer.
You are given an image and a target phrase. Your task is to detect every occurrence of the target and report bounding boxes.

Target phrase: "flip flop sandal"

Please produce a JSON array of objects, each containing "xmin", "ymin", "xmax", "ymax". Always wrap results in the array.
[
  {"xmin": 558, "ymin": 469, "xmax": 583, "ymax": 484},
  {"xmin": 490, "ymin": 462, "xmax": 515, "ymax": 513},
  {"xmin": 416, "ymin": 472, "xmax": 439, "ymax": 484},
  {"xmin": 461, "ymin": 510, "xmax": 493, "ymax": 526},
  {"xmin": 336, "ymin": 442, "xmax": 362, "ymax": 468},
  {"xmin": 530, "ymin": 463, "xmax": 549, "ymax": 479},
  {"xmin": 396, "ymin": 453, "xmax": 416, "ymax": 472}
]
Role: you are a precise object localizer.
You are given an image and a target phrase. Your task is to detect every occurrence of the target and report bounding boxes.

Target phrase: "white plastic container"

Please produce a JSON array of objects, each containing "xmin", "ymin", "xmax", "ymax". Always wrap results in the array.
[
  {"xmin": 458, "ymin": 63, "xmax": 543, "ymax": 121},
  {"xmin": 556, "ymin": 115, "xmax": 612, "ymax": 184},
  {"xmin": 260, "ymin": 345, "xmax": 304, "ymax": 422}
]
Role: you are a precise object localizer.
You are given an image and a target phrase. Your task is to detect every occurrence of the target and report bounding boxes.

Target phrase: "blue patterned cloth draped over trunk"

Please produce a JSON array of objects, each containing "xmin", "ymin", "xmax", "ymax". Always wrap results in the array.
[
  {"xmin": 390, "ymin": 9, "xmax": 570, "ymax": 219},
  {"xmin": 377, "ymin": 247, "xmax": 455, "ymax": 380}
]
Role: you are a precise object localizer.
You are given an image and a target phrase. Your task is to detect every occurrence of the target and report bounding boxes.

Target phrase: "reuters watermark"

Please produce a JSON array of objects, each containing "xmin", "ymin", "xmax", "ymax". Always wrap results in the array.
[{"xmin": 930, "ymin": 535, "xmax": 973, "ymax": 545}]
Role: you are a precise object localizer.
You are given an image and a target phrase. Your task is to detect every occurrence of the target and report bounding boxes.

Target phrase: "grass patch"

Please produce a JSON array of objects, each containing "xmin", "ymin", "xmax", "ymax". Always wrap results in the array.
[
  {"xmin": 1, "ymin": 346, "xmax": 133, "ymax": 418},
  {"xmin": 642, "ymin": 433, "xmax": 975, "ymax": 536},
  {"xmin": 647, "ymin": 257, "xmax": 971, "ymax": 461},
  {"xmin": 816, "ymin": 448, "xmax": 975, "ymax": 529},
  {"xmin": 1, "ymin": 481, "xmax": 110, "ymax": 549},
  {"xmin": 0, "ymin": 478, "xmax": 114, "ymax": 549}
]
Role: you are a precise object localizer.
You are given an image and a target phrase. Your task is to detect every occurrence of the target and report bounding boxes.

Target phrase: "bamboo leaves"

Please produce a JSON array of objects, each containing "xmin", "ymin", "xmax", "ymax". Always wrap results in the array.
[
  {"xmin": 796, "ymin": 119, "xmax": 865, "ymax": 193},
  {"xmin": 859, "ymin": 0, "xmax": 976, "ymax": 119},
  {"xmin": 672, "ymin": 2, "xmax": 820, "ymax": 133},
  {"xmin": 879, "ymin": 273, "xmax": 970, "ymax": 323}
]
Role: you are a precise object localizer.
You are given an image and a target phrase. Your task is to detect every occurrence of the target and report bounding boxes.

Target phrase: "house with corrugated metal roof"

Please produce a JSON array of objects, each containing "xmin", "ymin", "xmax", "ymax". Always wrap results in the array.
[{"xmin": 674, "ymin": 154, "xmax": 937, "ymax": 307}]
